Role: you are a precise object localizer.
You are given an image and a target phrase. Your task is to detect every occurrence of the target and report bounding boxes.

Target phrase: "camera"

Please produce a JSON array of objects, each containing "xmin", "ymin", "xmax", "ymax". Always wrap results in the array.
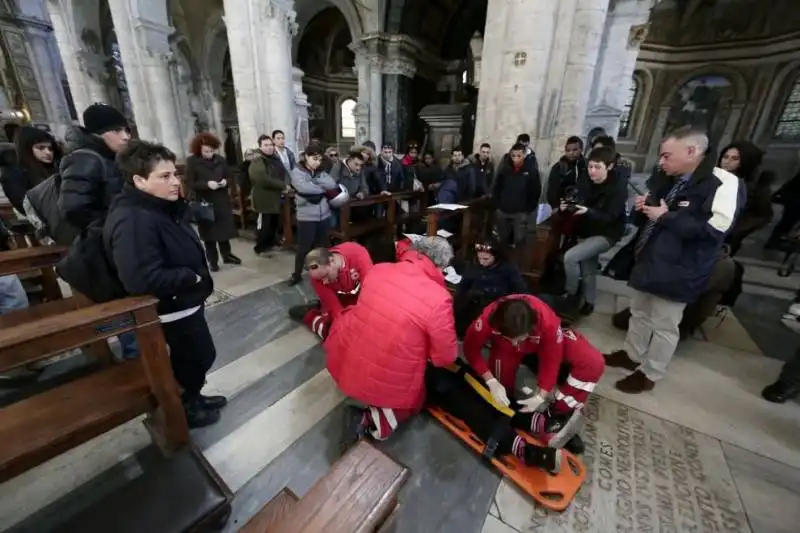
[{"xmin": 562, "ymin": 186, "xmax": 580, "ymax": 213}]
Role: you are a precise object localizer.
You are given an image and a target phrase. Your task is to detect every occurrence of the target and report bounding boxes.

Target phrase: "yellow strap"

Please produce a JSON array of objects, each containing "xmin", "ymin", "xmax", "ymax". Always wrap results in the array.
[{"xmin": 444, "ymin": 364, "xmax": 516, "ymax": 417}]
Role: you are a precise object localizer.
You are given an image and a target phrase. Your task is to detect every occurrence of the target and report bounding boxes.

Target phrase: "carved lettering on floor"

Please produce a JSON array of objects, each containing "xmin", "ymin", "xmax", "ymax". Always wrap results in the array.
[{"xmin": 513, "ymin": 396, "xmax": 750, "ymax": 533}]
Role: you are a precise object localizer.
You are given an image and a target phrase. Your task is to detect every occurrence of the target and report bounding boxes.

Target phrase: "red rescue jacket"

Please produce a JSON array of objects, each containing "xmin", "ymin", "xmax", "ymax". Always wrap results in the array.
[{"xmin": 311, "ymin": 242, "xmax": 373, "ymax": 316}]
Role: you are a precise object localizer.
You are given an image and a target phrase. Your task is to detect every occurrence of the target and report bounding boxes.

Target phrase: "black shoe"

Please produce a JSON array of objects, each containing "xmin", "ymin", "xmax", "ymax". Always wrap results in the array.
[
  {"xmin": 209, "ymin": 263, "xmax": 220, "ymax": 272},
  {"xmin": 223, "ymin": 254, "xmax": 242, "ymax": 265},
  {"xmin": 564, "ymin": 434, "xmax": 585, "ymax": 455},
  {"xmin": 183, "ymin": 398, "xmax": 221, "ymax": 428},
  {"xmin": 762, "ymin": 381, "xmax": 800, "ymax": 403},
  {"xmin": 253, "ymin": 246, "xmax": 265, "ymax": 255},
  {"xmin": 199, "ymin": 394, "xmax": 228, "ymax": 410},
  {"xmin": 523, "ymin": 445, "xmax": 562, "ymax": 474},
  {"xmin": 554, "ymin": 294, "xmax": 581, "ymax": 320},
  {"xmin": 579, "ymin": 303, "xmax": 594, "ymax": 316},
  {"xmin": 288, "ymin": 273, "xmax": 302, "ymax": 286},
  {"xmin": 288, "ymin": 300, "xmax": 321, "ymax": 321},
  {"xmin": 341, "ymin": 405, "xmax": 367, "ymax": 453}
]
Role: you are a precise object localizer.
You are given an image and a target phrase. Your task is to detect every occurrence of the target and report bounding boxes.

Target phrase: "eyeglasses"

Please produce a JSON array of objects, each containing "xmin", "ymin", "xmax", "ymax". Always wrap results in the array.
[
  {"xmin": 329, "ymin": 153, "xmax": 338, "ymax": 157},
  {"xmin": 475, "ymin": 244, "xmax": 493, "ymax": 252}
]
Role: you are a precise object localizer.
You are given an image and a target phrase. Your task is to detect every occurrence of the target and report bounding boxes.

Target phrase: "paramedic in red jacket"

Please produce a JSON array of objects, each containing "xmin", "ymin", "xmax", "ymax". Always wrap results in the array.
[
  {"xmin": 463, "ymin": 295, "xmax": 604, "ymax": 450},
  {"xmin": 323, "ymin": 236, "xmax": 458, "ymax": 447},
  {"xmin": 287, "ymin": 242, "xmax": 373, "ymax": 338}
]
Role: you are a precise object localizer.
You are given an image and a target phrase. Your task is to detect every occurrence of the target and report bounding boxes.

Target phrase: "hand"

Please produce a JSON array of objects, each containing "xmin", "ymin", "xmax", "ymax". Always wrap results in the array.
[
  {"xmin": 219, "ymin": 179, "xmax": 227, "ymax": 187},
  {"xmin": 380, "ymin": 190, "xmax": 392, "ymax": 196},
  {"xmin": 574, "ymin": 205, "xmax": 588, "ymax": 216},
  {"xmin": 642, "ymin": 199, "xmax": 669, "ymax": 221},
  {"xmin": 356, "ymin": 192, "xmax": 365, "ymax": 199},
  {"xmin": 208, "ymin": 180, "xmax": 219, "ymax": 190},
  {"xmin": 559, "ymin": 201, "xmax": 568, "ymax": 212},
  {"xmin": 195, "ymin": 274, "xmax": 202, "ymax": 283},
  {"xmin": 518, "ymin": 389, "xmax": 548, "ymax": 413},
  {"xmin": 634, "ymin": 194, "xmax": 647, "ymax": 211},
  {"xmin": 485, "ymin": 377, "xmax": 510, "ymax": 407}
]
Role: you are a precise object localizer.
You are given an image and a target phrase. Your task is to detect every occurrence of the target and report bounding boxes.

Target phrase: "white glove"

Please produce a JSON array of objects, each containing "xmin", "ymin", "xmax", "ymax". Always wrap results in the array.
[
  {"xmin": 518, "ymin": 388, "xmax": 548, "ymax": 413},
  {"xmin": 208, "ymin": 180, "xmax": 219, "ymax": 190},
  {"xmin": 219, "ymin": 179, "xmax": 227, "ymax": 187},
  {"xmin": 485, "ymin": 377, "xmax": 510, "ymax": 407}
]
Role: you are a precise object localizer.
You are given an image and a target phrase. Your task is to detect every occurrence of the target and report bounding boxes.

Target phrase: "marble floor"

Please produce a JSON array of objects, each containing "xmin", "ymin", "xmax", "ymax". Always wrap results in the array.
[{"xmin": 2, "ymin": 238, "xmax": 800, "ymax": 533}]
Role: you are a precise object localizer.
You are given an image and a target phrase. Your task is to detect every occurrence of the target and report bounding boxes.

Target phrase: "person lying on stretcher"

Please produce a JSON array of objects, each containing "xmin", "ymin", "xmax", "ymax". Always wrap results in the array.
[{"xmin": 463, "ymin": 295, "xmax": 606, "ymax": 455}]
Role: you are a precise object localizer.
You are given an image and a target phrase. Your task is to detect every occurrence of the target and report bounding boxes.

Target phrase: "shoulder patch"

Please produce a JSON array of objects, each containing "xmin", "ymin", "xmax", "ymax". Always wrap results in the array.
[{"xmin": 474, "ymin": 318, "xmax": 483, "ymax": 332}]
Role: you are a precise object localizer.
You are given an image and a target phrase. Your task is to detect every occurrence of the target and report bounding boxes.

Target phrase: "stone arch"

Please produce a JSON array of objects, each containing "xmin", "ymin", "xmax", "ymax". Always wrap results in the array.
[
  {"xmin": 203, "ymin": 17, "xmax": 228, "ymax": 97},
  {"xmin": 660, "ymin": 64, "xmax": 749, "ymax": 107},
  {"xmin": 294, "ymin": 0, "xmax": 363, "ymax": 62},
  {"xmin": 754, "ymin": 60, "xmax": 800, "ymax": 142},
  {"xmin": 626, "ymin": 67, "xmax": 655, "ymax": 141}
]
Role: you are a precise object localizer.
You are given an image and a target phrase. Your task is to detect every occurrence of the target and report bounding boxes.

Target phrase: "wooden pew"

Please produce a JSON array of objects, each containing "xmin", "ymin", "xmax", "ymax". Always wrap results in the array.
[
  {"xmin": 0, "ymin": 245, "xmax": 67, "ymax": 303},
  {"xmin": 281, "ymin": 191, "xmax": 296, "ymax": 248},
  {"xmin": 521, "ymin": 211, "xmax": 568, "ymax": 292},
  {"xmin": 0, "ymin": 296, "xmax": 190, "ymax": 483},
  {"xmin": 240, "ymin": 440, "xmax": 410, "ymax": 533},
  {"xmin": 426, "ymin": 196, "xmax": 494, "ymax": 260}
]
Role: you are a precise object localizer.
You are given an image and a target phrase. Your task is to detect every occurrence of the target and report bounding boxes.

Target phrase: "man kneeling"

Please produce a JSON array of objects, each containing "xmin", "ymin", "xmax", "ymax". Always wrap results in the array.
[
  {"xmin": 288, "ymin": 241, "xmax": 373, "ymax": 338},
  {"xmin": 463, "ymin": 295, "xmax": 605, "ymax": 453}
]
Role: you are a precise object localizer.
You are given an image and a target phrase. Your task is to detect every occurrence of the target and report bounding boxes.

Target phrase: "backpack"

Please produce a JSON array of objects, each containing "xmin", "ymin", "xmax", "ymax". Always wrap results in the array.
[
  {"xmin": 23, "ymin": 148, "xmax": 103, "ymax": 246},
  {"xmin": 238, "ymin": 160, "xmax": 253, "ymax": 199}
]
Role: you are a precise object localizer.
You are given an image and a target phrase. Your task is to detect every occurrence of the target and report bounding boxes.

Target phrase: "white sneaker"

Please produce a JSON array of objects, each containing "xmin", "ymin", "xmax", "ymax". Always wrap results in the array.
[{"xmin": 787, "ymin": 302, "xmax": 800, "ymax": 318}]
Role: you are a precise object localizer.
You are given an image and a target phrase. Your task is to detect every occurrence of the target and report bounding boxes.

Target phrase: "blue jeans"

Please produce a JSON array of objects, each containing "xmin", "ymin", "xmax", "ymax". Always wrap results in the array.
[
  {"xmin": 118, "ymin": 331, "xmax": 140, "ymax": 360},
  {"xmin": 0, "ymin": 275, "xmax": 29, "ymax": 315},
  {"xmin": 563, "ymin": 236, "xmax": 613, "ymax": 305}
]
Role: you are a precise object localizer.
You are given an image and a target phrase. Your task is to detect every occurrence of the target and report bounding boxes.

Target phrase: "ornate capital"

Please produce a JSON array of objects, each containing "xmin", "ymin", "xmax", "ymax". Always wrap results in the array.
[{"xmin": 383, "ymin": 57, "xmax": 416, "ymax": 78}]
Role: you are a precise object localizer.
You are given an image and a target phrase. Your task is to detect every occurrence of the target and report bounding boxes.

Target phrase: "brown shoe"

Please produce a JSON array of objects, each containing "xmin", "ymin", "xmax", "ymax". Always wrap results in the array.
[
  {"xmin": 604, "ymin": 350, "xmax": 639, "ymax": 371},
  {"xmin": 615, "ymin": 370, "xmax": 655, "ymax": 394}
]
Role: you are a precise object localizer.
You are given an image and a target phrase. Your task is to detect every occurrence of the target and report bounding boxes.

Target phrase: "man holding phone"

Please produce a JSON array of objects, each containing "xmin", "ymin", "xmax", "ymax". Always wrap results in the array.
[{"xmin": 604, "ymin": 127, "xmax": 740, "ymax": 393}]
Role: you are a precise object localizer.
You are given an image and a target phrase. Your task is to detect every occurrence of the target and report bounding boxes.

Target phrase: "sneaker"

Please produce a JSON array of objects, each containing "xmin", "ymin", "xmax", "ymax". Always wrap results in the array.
[
  {"xmin": 223, "ymin": 254, "xmax": 242, "ymax": 265},
  {"xmin": 762, "ymin": 380, "xmax": 800, "ymax": 403},
  {"xmin": 532, "ymin": 409, "xmax": 585, "ymax": 449},
  {"xmin": 579, "ymin": 303, "xmax": 594, "ymax": 316},
  {"xmin": 604, "ymin": 350, "xmax": 639, "ymax": 371},
  {"xmin": 523, "ymin": 444, "xmax": 563, "ymax": 474},
  {"xmin": 341, "ymin": 405, "xmax": 368, "ymax": 453}
]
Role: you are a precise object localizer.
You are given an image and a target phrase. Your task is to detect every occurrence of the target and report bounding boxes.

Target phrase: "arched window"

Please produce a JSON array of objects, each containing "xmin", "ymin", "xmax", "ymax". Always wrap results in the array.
[
  {"xmin": 340, "ymin": 98, "xmax": 356, "ymax": 138},
  {"xmin": 618, "ymin": 76, "xmax": 640, "ymax": 138},
  {"xmin": 773, "ymin": 78, "xmax": 800, "ymax": 141}
]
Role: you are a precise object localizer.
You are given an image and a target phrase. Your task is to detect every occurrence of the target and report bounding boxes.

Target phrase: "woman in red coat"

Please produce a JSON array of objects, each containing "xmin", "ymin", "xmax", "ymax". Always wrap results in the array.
[{"xmin": 323, "ymin": 236, "xmax": 459, "ymax": 447}]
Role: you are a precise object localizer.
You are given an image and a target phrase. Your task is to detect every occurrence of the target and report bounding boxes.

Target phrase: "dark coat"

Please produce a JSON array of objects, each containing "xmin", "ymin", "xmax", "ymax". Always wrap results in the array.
[
  {"xmin": 574, "ymin": 169, "xmax": 628, "ymax": 243},
  {"xmin": 469, "ymin": 154, "xmax": 495, "ymax": 190},
  {"xmin": 57, "ymin": 126, "xmax": 125, "ymax": 230},
  {"xmin": 627, "ymin": 159, "xmax": 740, "ymax": 303},
  {"xmin": 455, "ymin": 260, "xmax": 527, "ymax": 302},
  {"xmin": 546, "ymin": 157, "xmax": 588, "ymax": 208},
  {"xmin": 492, "ymin": 156, "xmax": 541, "ymax": 214},
  {"xmin": 184, "ymin": 154, "xmax": 238, "ymax": 242},
  {"xmin": 104, "ymin": 183, "xmax": 214, "ymax": 316},
  {"xmin": 248, "ymin": 153, "xmax": 287, "ymax": 214}
]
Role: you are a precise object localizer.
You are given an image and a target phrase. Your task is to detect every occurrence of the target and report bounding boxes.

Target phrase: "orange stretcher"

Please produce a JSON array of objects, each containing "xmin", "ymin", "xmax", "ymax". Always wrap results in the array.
[{"xmin": 426, "ymin": 364, "xmax": 586, "ymax": 512}]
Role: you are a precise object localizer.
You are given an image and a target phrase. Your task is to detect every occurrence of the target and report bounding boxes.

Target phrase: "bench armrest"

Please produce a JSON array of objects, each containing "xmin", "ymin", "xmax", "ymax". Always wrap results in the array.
[
  {"xmin": 0, "ymin": 246, "xmax": 69, "ymax": 276},
  {"xmin": 0, "ymin": 295, "xmax": 159, "ymax": 372}
]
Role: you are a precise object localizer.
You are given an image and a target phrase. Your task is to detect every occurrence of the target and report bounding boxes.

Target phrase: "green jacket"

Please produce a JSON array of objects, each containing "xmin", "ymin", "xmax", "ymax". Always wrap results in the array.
[{"xmin": 248, "ymin": 155, "xmax": 286, "ymax": 214}]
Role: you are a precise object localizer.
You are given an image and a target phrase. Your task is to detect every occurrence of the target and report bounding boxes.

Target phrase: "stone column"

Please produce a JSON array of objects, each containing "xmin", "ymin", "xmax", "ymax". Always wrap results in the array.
[
  {"xmin": 45, "ymin": 0, "xmax": 108, "ymax": 117},
  {"xmin": 369, "ymin": 55, "xmax": 383, "ymax": 149},
  {"xmin": 351, "ymin": 45, "xmax": 371, "ymax": 145},
  {"xmin": 473, "ymin": 0, "xmax": 561, "ymax": 153},
  {"xmin": 106, "ymin": 0, "xmax": 185, "ymax": 157},
  {"xmin": 263, "ymin": 0, "xmax": 297, "ymax": 152},
  {"xmin": 293, "ymin": 67, "xmax": 310, "ymax": 153},
  {"xmin": 548, "ymin": 0, "xmax": 609, "ymax": 164},
  {"xmin": 382, "ymin": 57, "xmax": 416, "ymax": 149},
  {"xmin": 585, "ymin": 0, "xmax": 652, "ymax": 139},
  {"xmin": 644, "ymin": 105, "xmax": 671, "ymax": 170}
]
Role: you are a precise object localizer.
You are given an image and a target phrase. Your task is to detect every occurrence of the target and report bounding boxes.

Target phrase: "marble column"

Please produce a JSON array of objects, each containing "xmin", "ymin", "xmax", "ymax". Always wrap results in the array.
[
  {"xmin": 292, "ymin": 67, "xmax": 310, "ymax": 153},
  {"xmin": 473, "ymin": 0, "xmax": 561, "ymax": 153},
  {"xmin": 352, "ymin": 46, "xmax": 371, "ymax": 145},
  {"xmin": 263, "ymin": 0, "xmax": 297, "ymax": 151},
  {"xmin": 548, "ymin": 0, "xmax": 609, "ymax": 164},
  {"xmin": 585, "ymin": 0, "xmax": 652, "ymax": 139},
  {"xmin": 369, "ymin": 55, "xmax": 383, "ymax": 149},
  {"xmin": 45, "ymin": 0, "xmax": 108, "ymax": 118},
  {"xmin": 382, "ymin": 57, "xmax": 416, "ymax": 150},
  {"xmin": 106, "ymin": 0, "xmax": 185, "ymax": 157}
]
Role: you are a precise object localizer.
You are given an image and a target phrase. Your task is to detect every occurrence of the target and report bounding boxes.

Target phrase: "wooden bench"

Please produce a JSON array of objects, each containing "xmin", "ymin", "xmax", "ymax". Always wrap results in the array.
[
  {"xmin": 426, "ymin": 196, "xmax": 494, "ymax": 260},
  {"xmin": 240, "ymin": 440, "xmax": 410, "ymax": 532},
  {"xmin": 0, "ymin": 296, "xmax": 189, "ymax": 483},
  {"xmin": 521, "ymin": 211, "xmax": 568, "ymax": 292},
  {"xmin": 0, "ymin": 245, "xmax": 68, "ymax": 303},
  {"xmin": 331, "ymin": 194, "xmax": 401, "ymax": 243}
]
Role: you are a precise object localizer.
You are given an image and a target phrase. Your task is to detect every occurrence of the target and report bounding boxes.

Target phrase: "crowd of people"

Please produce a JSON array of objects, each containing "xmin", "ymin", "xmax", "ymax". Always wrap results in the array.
[{"xmin": 0, "ymin": 100, "xmax": 798, "ymax": 462}]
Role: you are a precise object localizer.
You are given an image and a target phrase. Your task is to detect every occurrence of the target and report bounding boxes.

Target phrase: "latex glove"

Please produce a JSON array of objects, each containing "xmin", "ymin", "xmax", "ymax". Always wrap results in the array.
[
  {"xmin": 208, "ymin": 180, "xmax": 220, "ymax": 190},
  {"xmin": 219, "ymin": 179, "xmax": 227, "ymax": 187},
  {"xmin": 485, "ymin": 377, "xmax": 510, "ymax": 407},
  {"xmin": 518, "ymin": 388, "xmax": 548, "ymax": 413}
]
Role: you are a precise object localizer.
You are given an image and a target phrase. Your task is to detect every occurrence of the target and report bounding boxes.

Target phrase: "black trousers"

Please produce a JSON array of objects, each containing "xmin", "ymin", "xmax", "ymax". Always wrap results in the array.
[
  {"xmin": 769, "ymin": 206, "xmax": 800, "ymax": 243},
  {"xmin": 294, "ymin": 219, "xmax": 331, "ymax": 276},
  {"xmin": 426, "ymin": 365, "xmax": 534, "ymax": 457},
  {"xmin": 256, "ymin": 213, "xmax": 280, "ymax": 250},
  {"xmin": 204, "ymin": 240, "xmax": 231, "ymax": 266},
  {"xmin": 161, "ymin": 308, "xmax": 217, "ymax": 398},
  {"xmin": 778, "ymin": 347, "xmax": 800, "ymax": 387}
]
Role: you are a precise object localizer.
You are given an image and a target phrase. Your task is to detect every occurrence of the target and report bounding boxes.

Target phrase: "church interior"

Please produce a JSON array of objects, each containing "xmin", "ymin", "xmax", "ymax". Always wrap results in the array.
[{"xmin": 0, "ymin": 0, "xmax": 798, "ymax": 532}]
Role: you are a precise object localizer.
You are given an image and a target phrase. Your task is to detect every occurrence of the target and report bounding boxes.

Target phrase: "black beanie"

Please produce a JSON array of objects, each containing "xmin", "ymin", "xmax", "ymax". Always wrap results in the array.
[{"xmin": 82, "ymin": 103, "xmax": 128, "ymax": 134}]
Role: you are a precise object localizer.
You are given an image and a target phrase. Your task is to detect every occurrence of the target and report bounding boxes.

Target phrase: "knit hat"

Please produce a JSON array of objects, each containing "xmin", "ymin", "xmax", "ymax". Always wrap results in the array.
[{"xmin": 82, "ymin": 103, "xmax": 128, "ymax": 134}]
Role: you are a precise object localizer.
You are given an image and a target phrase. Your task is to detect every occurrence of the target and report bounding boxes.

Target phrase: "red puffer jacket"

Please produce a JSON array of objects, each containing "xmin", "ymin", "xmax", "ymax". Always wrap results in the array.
[{"xmin": 324, "ymin": 248, "xmax": 458, "ymax": 409}]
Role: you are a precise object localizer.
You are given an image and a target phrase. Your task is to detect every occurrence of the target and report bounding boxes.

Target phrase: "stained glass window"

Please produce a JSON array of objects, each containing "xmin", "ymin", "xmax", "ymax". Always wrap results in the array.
[
  {"xmin": 619, "ymin": 76, "xmax": 640, "ymax": 138},
  {"xmin": 340, "ymin": 98, "xmax": 356, "ymax": 138},
  {"xmin": 773, "ymin": 79, "xmax": 800, "ymax": 141}
]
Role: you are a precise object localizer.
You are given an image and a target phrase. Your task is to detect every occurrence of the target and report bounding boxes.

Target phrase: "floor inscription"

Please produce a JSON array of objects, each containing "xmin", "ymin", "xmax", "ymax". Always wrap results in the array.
[{"xmin": 497, "ymin": 395, "xmax": 752, "ymax": 533}]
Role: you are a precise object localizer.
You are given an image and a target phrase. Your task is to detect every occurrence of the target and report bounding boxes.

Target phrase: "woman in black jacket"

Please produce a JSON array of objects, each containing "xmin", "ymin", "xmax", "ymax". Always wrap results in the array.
[
  {"xmin": 557, "ymin": 146, "xmax": 627, "ymax": 318},
  {"xmin": 0, "ymin": 126, "xmax": 61, "ymax": 214},
  {"xmin": 718, "ymin": 140, "xmax": 774, "ymax": 256},
  {"xmin": 453, "ymin": 236, "xmax": 527, "ymax": 336},
  {"xmin": 104, "ymin": 140, "xmax": 225, "ymax": 428},
  {"xmin": 184, "ymin": 132, "xmax": 240, "ymax": 270}
]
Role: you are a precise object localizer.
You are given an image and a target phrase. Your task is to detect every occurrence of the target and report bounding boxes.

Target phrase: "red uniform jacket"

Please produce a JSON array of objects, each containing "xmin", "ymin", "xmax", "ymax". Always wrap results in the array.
[
  {"xmin": 463, "ymin": 294, "xmax": 565, "ymax": 393},
  {"xmin": 311, "ymin": 242, "xmax": 373, "ymax": 317},
  {"xmin": 324, "ymin": 248, "xmax": 458, "ymax": 409}
]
